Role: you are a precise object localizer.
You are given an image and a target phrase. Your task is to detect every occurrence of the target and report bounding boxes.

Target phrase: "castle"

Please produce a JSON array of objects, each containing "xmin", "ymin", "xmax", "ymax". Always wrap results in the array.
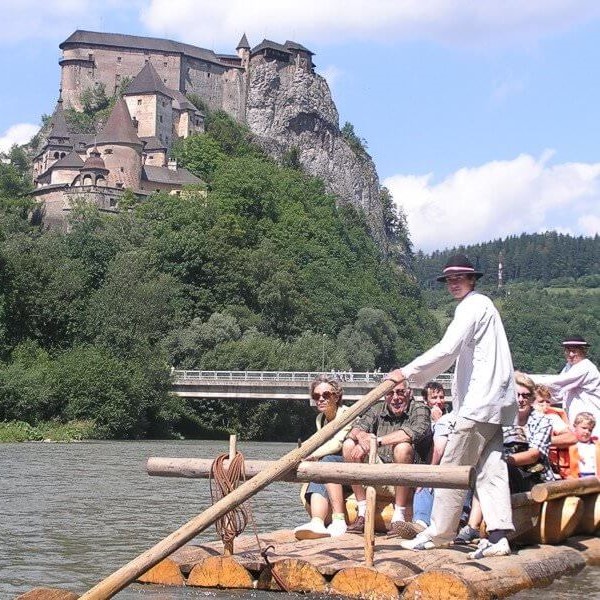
[
  {"xmin": 31, "ymin": 30, "xmax": 317, "ymax": 227},
  {"xmin": 31, "ymin": 30, "xmax": 393, "ymax": 251}
]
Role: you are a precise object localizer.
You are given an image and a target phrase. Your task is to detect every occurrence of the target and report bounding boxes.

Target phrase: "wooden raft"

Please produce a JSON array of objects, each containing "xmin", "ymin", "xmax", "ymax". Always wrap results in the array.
[{"xmin": 136, "ymin": 531, "xmax": 600, "ymax": 600}]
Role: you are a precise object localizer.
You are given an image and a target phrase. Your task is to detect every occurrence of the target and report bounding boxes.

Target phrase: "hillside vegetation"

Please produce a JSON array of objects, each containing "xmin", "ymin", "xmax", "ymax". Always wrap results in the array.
[{"xmin": 0, "ymin": 112, "xmax": 438, "ymax": 440}]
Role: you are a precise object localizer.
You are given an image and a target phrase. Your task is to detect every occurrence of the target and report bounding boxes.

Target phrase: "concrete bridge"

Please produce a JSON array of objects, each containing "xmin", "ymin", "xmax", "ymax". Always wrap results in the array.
[{"xmin": 171, "ymin": 370, "xmax": 453, "ymax": 402}]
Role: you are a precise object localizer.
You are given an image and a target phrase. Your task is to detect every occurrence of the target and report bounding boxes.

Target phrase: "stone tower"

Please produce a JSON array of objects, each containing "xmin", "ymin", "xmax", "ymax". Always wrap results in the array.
[{"xmin": 94, "ymin": 98, "xmax": 142, "ymax": 189}]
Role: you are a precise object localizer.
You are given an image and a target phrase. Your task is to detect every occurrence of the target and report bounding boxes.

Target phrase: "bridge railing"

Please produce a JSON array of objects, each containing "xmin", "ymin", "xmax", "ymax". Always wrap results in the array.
[{"xmin": 172, "ymin": 370, "xmax": 454, "ymax": 386}]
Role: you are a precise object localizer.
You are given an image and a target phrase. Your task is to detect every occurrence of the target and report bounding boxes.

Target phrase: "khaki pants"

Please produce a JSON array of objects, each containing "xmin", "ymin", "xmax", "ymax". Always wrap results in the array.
[{"xmin": 426, "ymin": 416, "xmax": 514, "ymax": 541}]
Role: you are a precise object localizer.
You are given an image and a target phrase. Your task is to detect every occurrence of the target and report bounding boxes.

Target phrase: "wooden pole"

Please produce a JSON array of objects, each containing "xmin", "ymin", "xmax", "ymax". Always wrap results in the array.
[
  {"xmin": 223, "ymin": 434, "xmax": 238, "ymax": 556},
  {"xmin": 530, "ymin": 476, "xmax": 600, "ymax": 503},
  {"xmin": 364, "ymin": 435, "xmax": 377, "ymax": 567},
  {"xmin": 77, "ymin": 379, "xmax": 396, "ymax": 600},
  {"xmin": 147, "ymin": 458, "xmax": 475, "ymax": 489}
]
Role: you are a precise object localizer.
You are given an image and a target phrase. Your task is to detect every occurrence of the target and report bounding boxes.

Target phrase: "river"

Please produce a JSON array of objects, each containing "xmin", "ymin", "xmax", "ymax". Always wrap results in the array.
[{"xmin": 1, "ymin": 440, "xmax": 598, "ymax": 599}]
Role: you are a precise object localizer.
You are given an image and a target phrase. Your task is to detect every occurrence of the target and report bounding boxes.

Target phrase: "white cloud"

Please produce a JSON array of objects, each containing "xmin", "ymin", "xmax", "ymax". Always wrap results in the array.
[
  {"xmin": 384, "ymin": 152, "xmax": 600, "ymax": 252},
  {"xmin": 140, "ymin": 1, "xmax": 600, "ymax": 49},
  {"xmin": 0, "ymin": 123, "xmax": 39, "ymax": 153},
  {"xmin": 0, "ymin": 0, "xmax": 141, "ymax": 44}
]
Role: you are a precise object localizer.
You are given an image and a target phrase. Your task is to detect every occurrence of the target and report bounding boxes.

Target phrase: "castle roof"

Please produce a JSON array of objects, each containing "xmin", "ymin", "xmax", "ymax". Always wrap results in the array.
[
  {"xmin": 236, "ymin": 33, "xmax": 250, "ymax": 50},
  {"xmin": 142, "ymin": 165, "xmax": 201, "ymax": 185},
  {"xmin": 49, "ymin": 150, "xmax": 83, "ymax": 170},
  {"xmin": 47, "ymin": 100, "xmax": 71, "ymax": 140},
  {"xmin": 284, "ymin": 40, "xmax": 314, "ymax": 55},
  {"xmin": 124, "ymin": 61, "xmax": 172, "ymax": 97},
  {"xmin": 61, "ymin": 30, "xmax": 241, "ymax": 70},
  {"xmin": 96, "ymin": 98, "xmax": 142, "ymax": 146},
  {"xmin": 82, "ymin": 147, "xmax": 108, "ymax": 171},
  {"xmin": 251, "ymin": 39, "xmax": 292, "ymax": 56},
  {"xmin": 169, "ymin": 89, "xmax": 200, "ymax": 113},
  {"xmin": 140, "ymin": 136, "xmax": 167, "ymax": 151}
]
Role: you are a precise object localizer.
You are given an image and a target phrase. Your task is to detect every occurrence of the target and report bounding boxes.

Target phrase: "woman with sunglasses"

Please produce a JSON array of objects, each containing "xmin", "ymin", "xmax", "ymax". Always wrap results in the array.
[{"xmin": 294, "ymin": 375, "xmax": 352, "ymax": 540}]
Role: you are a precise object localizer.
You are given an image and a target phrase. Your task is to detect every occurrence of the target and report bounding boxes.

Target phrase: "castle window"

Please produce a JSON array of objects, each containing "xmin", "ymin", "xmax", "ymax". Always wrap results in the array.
[
  {"xmin": 116, "ymin": 74, "xmax": 121, "ymax": 82},
  {"xmin": 60, "ymin": 152, "xmax": 66, "ymax": 158},
  {"xmin": 109, "ymin": 198, "xmax": 117, "ymax": 207},
  {"xmin": 148, "ymin": 155, "xmax": 154, "ymax": 160},
  {"xmin": 117, "ymin": 56, "xmax": 121, "ymax": 63},
  {"xmin": 104, "ymin": 149, "xmax": 113, "ymax": 155},
  {"xmin": 164, "ymin": 61, "xmax": 168, "ymax": 67},
  {"xmin": 159, "ymin": 115, "xmax": 163, "ymax": 123},
  {"xmin": 88, "ymin": 53, "xmax": 93, "ymax": 62},
  {"xmin": 120, "ymin": 167, "xmax": 124, "ymax": 172},
  {"xmin": 137, "ymin": 99, "xmax": 142, "ymax": 105},
  {"xmin": 54, "ymin": 152, "xmax": 59, "ymax": 159}
]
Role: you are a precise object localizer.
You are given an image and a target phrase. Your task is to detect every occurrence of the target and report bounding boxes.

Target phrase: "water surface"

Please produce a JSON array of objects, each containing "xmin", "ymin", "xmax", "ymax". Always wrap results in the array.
[{"xmin": 1, "ymin": 440, "xmax": 598, "ymax": 598}]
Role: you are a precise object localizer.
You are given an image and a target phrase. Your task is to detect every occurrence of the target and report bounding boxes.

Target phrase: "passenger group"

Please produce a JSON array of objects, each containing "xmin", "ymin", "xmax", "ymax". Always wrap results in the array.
[{"xmin": 294, "ymin": 255, "xmax": 600, "ymax": 559}]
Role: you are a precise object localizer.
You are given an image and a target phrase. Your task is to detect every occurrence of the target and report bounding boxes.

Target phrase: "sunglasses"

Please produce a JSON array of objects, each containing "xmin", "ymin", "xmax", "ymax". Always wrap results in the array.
[
  {"xmin": 312, "ymin": 390, "xmax": 336, "ymax": 402},
  {"xmin": 517, "ymin": 392, "xmax": 532, "ymax": 400}
]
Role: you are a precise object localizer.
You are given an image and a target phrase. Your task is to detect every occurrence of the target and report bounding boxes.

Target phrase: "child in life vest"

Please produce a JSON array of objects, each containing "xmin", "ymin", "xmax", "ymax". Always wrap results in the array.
[{"xmin": 569, "ymin": 412, "xmax": 600, "ymax": 478}]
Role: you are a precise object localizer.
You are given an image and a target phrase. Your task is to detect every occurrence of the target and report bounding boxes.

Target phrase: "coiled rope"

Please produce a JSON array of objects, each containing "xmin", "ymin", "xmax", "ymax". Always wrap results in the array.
[{"xmin": 208, "ymin": 451, "xmax": 290, "ymax": 592}]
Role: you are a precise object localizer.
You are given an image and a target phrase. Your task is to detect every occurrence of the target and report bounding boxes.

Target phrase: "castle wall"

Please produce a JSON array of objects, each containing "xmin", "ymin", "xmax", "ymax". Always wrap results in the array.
[
  {"xmin": 124, "ymin": 93, "xmax": 172, "ymax": 146},
  {"xmin": 96, "ymin": 143, "xmax": 142, "ymax": 189},
  {"xmin": 50, "ymin": 167, "xmax": 80, "ymax": 186},
  {"xmin": 61, "ymin": 45, "xmax": 182, "ymax": 110},
  {"xmin": 143, "ymin": 150, "xmax": 167, "ymax": 167}
]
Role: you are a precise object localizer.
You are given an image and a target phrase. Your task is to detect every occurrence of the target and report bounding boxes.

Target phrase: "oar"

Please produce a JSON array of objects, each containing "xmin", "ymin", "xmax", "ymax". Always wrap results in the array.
[{"xmin": 76, "ymin": 378, "xmax": 395, "ymax": 599}]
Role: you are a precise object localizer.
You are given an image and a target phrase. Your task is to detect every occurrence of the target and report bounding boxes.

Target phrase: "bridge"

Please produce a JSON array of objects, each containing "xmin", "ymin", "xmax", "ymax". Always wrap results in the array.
[{"xmin": 171, "ymin": 370, "xmax": 453, "ymax": 402}]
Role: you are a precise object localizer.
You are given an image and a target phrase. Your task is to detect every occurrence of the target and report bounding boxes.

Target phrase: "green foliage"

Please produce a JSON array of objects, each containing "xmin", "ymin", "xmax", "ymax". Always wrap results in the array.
[
  {"xmin": 414, "ymin": 232, "xmax": 600, "ymax": 286},
  {"xmin": 341, "ymin": 121, "xmax": 369, "ymax": 157},
  {"xmin": 0, "ymin": 118, "xmax": 442, "ymax": 440},
  {"xmin": 0, "ymin": 420, "xmax": 97, "ymax": 442}
]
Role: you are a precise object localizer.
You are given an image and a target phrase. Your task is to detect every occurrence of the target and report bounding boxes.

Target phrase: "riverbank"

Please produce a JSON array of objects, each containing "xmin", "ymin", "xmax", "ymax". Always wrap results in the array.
[{"xmin": 0, "ymin": 419, "xmax": 97, "ymax": 442}]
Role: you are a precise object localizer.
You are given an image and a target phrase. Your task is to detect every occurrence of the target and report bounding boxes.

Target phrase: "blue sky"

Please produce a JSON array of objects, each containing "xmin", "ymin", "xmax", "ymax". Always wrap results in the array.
[{"xmin": 1, "ymin": 1, "xmax": 599, "ymax": 252}]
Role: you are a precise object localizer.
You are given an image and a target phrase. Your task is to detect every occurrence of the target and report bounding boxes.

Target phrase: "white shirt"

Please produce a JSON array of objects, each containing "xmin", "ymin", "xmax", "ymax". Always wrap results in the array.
[
  {"xmin": 401, "ymin": 291, "xmax": 517, "ymax": 425},
  {"xmin": 534, "ymin": 358, "xmax": 600, "ymax": 436}
]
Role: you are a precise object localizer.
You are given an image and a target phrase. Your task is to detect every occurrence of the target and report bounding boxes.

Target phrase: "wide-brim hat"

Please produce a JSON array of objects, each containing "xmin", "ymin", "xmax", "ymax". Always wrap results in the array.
[
  {"xmin": 436, "ymin": 254, "xmax": 484, "ymax": 282},
  {"xmin": 562, "ymin": 335, "xmax": 590, "ymax": 348}
]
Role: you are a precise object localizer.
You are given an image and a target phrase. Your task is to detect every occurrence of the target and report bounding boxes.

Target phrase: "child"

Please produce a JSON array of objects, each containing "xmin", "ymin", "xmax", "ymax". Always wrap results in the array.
[{"xmin": 569, "ymin": 412, "xmax": 600, "ymax": 478}]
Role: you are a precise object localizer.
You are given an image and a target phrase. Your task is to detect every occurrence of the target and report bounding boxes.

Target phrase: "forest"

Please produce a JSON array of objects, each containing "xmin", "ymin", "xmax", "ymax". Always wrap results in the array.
[{"xmin": 0, "ymin": 110, "xmax": 439, "ymax": 440}]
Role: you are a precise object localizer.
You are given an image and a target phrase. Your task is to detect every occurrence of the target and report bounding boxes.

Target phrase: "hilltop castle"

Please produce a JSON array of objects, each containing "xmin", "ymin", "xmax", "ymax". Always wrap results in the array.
[{"xmin": 33, "ymin": 30, "xmax": 390, "ymax": 249}]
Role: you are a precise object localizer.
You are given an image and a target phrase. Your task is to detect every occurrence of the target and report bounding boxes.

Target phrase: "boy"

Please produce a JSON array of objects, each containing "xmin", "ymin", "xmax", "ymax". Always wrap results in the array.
[{"xmin": 569, "ymin": 412, "xmax": 600, "ymax": 478}]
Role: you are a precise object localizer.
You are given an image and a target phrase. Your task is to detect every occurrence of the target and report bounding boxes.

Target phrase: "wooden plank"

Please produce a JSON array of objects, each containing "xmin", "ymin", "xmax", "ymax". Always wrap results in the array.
[{"xmin": 147, "ymin": 457, "xmax": 475, "ymax": 489}]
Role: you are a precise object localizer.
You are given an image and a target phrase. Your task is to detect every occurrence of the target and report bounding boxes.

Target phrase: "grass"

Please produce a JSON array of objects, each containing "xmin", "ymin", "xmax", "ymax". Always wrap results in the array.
[{"xmin": 0, "ymin": 420, "xmax": 97, "ymax": 442}]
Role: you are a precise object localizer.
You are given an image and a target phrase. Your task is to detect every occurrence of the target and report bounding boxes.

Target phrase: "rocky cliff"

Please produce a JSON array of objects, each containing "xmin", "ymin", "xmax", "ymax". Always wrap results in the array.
[{"xmin": 245, "ymin": 60, "xmax": 389, "ymax": 250}]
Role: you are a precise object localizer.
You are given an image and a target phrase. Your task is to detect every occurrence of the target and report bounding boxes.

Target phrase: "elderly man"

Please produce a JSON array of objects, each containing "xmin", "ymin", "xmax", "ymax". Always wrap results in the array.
[
  {"xmin": 342, "ymin": 380, "xmax": 431, "ymax": 537},
  {"xmin": 388, "ymin": 254, "xmax": 517, "ymax": 559},
  {"xmin": 533, "ymin": 335, "xmax": 600, "ymax": 436}
]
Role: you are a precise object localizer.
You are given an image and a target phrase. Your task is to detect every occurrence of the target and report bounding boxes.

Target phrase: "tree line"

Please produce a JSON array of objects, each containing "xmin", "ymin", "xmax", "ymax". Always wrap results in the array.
[{"xmin": 414, "ymin": 232, "xmax": 600, "ymax": 287}]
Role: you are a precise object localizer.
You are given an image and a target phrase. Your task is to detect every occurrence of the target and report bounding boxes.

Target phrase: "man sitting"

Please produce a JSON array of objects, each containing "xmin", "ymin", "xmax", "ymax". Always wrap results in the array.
[{"xmin": 342, "ymin": 380, "xmax": 431, "ymax": 536}]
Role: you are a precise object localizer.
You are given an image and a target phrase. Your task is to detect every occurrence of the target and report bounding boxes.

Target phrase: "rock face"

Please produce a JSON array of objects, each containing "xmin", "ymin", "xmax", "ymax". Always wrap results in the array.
[{"xmin": 245, "ymin": 59, "xmax": 388, "ymax": 249}]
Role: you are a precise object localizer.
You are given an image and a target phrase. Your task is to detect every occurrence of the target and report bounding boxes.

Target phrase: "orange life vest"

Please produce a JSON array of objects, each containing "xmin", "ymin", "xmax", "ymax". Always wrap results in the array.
[{"xmin": 567, "ymin": 439, "xmax": 600, "ymax": 478}]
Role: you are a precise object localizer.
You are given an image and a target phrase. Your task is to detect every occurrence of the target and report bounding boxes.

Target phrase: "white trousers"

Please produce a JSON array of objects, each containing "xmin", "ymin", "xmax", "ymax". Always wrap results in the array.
[{"xmin": 426, "ymin": 416, "xmax": 514, "ymax": 541}]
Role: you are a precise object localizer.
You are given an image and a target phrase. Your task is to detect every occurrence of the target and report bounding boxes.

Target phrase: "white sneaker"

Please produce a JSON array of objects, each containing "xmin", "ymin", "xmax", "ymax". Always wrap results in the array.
[
  {"xmin": 294, "ymin": 520, "xmax": 330, "ymax": 540},
  {"xmin": 327, "ymin": 519, "xmax": 347, "ymax": 537},
  {"xmin": 399, "ymin": 532, "xmax": 437, "ymax": 551},
  {"xmin": 468, "ymin": 537, "xmax": 511, "ymax": 559}
]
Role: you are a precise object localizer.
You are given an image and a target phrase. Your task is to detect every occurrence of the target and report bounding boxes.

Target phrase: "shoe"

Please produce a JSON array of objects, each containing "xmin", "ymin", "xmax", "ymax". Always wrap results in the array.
[
  {"xmin": 387, "ymin": 521, "xmax": 426, "ymax": 539},
  {"xmin": 400, "ymin": 531, "xmax": 451, "ymax": 551},
  {"xmin": 346, "ymin": 515, "xmax": 365, "ymax": 534},
  {"xmin": 468, "ymin": 537, "xmax": 511, "ymax": 559},
  {"xmin": 294, "ymin": 520, "xmax": 330, "ymax": 540},
  {"xmin": 327, "ymin": 519, "xmax": 347, "ymax": 537},
  {"xmin": 453, "ymin": 524, "xmax": 480, "ymax": 545}
]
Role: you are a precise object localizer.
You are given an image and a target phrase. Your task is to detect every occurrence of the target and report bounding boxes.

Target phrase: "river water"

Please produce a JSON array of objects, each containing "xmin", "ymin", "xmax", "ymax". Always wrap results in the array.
[{"xmin": 1, "ymin": 440, "xmax": 598, "ymax": 599}]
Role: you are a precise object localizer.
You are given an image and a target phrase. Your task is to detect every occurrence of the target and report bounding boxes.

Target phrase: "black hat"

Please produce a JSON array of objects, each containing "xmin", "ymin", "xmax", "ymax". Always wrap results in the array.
[
  {"xmin": 437, "ymin": 254, "xmax": 484, "ymax": 282},
  {"xmin": 562, "ymin": 335, "xmax": 590, "ymax": 348}
]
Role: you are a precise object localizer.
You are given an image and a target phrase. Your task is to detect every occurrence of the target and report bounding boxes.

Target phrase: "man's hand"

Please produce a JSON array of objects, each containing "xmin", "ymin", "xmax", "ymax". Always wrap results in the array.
[
  {"xmin": 350, "ymin": 443, "xmax": 367, "ymax": 461},
  {"xmin": 431, "ymin": 405, "xmax": 443, "ymax": 421},
  {"xmin": 386, "ymin": 368, "xmax": 405, "ymax": 384}
]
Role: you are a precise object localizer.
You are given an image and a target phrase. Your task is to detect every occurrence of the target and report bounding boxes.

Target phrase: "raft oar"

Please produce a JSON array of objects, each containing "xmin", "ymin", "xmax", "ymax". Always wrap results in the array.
[{"xmin": 72, "ymin": 378, "xmax": 395, "ymax": 599}]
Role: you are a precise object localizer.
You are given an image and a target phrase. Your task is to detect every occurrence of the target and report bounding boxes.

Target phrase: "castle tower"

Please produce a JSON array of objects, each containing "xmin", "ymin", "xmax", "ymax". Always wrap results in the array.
[
  {"xmin": 95, "ymin": 98, "xmax": 142, "ymax": 189},
  {"xmin": 236, "ymin": 33, "xmax": 250, "ymax": 70},
  {"xmin": 33, "ymin": 100, "xmax": 73, "ymax": 178},
  {"xmin": 75, "ymin": 146, "xmax": 109, "ymax": 187},
  {"xmin": 122, "ymin": 62, "xmax": 174, "ymax": 147}
]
